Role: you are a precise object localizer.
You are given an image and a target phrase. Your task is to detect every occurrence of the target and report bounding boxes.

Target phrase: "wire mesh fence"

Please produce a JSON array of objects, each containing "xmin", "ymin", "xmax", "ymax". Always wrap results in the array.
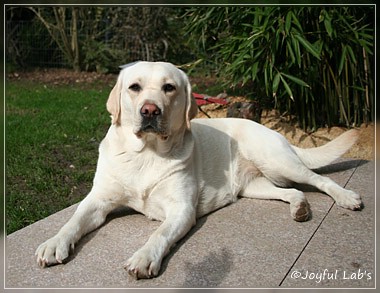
[
  {"xmin": 6, "ymin": 20, "xmax": 67, "ymax": 68},
  {"xmin": 6, "ymin": 19, "xmax": 169, "ymax": 70}
]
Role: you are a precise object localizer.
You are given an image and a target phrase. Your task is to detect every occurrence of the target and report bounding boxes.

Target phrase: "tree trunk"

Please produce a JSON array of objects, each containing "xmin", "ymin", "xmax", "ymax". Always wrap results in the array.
[
  {"xmin": 71, "ymin": 7, "xmax": 80, "ymax": 72},
  {"xmin": 28, "ymin": 7, "xmax": 81, "ymax": 72}
]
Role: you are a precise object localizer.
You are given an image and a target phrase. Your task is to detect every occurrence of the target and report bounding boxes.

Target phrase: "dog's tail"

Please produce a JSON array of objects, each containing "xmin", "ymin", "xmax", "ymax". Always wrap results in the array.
[{"xmin": 291, "ymin": 129, "xmax": 359, "ymax": 169}]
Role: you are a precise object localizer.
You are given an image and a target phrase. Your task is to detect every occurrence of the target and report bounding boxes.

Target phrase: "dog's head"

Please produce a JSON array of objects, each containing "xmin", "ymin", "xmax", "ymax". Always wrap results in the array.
[{"xmin": 106, "ymin": 61, "xmax": 198, "ymax": 141}]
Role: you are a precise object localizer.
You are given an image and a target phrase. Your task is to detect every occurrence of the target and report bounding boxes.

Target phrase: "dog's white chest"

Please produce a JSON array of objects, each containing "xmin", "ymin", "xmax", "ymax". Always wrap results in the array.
[{"xmin": 100, "ymin": 144, "xmax": 187, "ymax": 220}]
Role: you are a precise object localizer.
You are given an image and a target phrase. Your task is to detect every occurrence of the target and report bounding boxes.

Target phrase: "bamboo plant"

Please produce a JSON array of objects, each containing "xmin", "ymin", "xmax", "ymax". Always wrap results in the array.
[{"xmin": 183, "ymin": 6, "xmax": 374, "ymax": 130}]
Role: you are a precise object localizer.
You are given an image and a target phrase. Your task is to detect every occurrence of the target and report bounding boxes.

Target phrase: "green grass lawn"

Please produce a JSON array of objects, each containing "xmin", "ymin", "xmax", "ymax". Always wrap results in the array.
[{"xmin": 6, "ymin": 81, "xmax": 112, "ymax": 234}]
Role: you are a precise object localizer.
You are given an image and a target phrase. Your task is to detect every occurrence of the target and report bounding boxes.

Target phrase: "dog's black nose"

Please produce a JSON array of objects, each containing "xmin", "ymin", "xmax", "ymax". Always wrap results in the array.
[{"xmin": 140, "ymin": 103, "xmax": 161, "ymax": 118}]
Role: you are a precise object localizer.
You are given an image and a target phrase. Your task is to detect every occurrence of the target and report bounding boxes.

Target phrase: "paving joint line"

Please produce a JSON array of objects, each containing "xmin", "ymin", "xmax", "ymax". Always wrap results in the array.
[{"xmin": 278, "ymin": 159, "xmax": 362, "ymax": 287}]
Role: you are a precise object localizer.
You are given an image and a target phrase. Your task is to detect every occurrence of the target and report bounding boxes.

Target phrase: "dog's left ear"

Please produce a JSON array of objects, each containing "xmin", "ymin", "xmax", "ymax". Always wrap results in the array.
[
  {"xmin": 183, "ymin": 74, "xmax": 198, "ymax": 129},
  {"xmin": 106, "ymin": 75, "xmax": 122, "ymax": 125}
]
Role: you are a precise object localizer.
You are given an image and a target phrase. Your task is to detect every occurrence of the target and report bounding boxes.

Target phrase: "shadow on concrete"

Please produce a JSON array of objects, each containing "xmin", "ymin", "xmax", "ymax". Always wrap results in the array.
[
  {"xmin": 182, "ymin": 247, "xmax": 233, "ymax": 287},
  {"xmin": 159, "ymin": 211, "xmax": 234, "ymax": 286},
  {"xmin": 315, "ymin": 159, "xmax": 367, "ymax": 175}
]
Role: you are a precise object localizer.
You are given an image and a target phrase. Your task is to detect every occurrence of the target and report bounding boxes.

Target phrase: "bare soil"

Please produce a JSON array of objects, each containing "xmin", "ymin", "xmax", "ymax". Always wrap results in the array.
[
  {"xmin": 8, "ymin": 68, "xmax": 375, "ymax": 161},
  {"xmin": 8, "ymin": 67, "xmax": 117, "ymax": 88}
]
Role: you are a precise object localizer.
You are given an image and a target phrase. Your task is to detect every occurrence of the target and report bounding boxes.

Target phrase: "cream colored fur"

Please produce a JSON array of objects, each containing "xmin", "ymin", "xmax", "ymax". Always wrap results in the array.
[{"xmin": 36, "ymin": 61, "xmax": 362, "ymax": 279}]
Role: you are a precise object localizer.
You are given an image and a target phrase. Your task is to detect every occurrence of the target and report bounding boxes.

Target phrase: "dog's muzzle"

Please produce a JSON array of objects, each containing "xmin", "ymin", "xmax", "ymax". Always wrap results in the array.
[{"xmin": 136, "ymin": 103, "xmax": 168, "ymax": 139}]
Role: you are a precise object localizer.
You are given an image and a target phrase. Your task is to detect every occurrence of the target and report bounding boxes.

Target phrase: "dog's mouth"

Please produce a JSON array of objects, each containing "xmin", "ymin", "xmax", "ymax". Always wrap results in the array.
[
  {"xmin": 135, "ymin": 120, "xmax": 169, "ymax": 141},
  {"xmin": 142, "ymin": 125, "xmax": 156, "ymax": 132}
]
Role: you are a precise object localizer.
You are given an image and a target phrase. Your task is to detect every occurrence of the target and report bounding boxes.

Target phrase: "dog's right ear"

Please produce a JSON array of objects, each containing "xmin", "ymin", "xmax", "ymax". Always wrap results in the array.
[{"xmin": 106, "ymin": 75, "xmax": 122, "ymax": 125}]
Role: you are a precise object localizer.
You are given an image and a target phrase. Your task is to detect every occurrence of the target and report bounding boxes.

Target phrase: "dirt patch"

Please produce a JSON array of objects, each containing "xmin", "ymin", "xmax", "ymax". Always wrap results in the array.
[
  {"xmin": 8, "ymin": 68, "xmax": 374, "ymax": 161},
  {"xmin": 8, "ymin": 68, "xmax": 117, "ymax": 88}
]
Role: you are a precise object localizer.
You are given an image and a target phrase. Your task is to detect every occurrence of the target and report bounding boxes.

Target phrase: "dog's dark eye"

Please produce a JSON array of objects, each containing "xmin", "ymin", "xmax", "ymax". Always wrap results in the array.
[
  {"xmin": 162, "ymin": 83, "xmax": 176, "ymax": 93},
  {"xmin": 129, "ymin": 83, "xmax": 141, "ymax": 92}
]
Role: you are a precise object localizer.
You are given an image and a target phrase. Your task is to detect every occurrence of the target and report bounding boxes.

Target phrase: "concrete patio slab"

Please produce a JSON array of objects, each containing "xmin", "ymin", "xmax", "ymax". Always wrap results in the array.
[
  {"xmin": 5, "ymin": 159, "xmax": 375, "ymax": 289},
  {"xmin": 281, "ymin": 160, "xmax": 375, "ymax": 288}
]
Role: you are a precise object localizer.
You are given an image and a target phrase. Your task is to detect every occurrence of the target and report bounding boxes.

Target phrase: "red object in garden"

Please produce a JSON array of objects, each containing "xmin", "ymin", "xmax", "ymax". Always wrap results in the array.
[{"xmin": 193, "ymin": 92, "xmax": 228, "ymax": 106}]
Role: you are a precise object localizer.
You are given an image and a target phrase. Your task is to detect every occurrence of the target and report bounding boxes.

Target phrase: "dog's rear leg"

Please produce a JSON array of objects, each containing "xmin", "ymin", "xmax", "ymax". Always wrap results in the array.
[
  {"xmin": 294, "ymin": 170, "xmax": 362, "ymax": 210},
  {"xmin": 35, "ymin": 188, "xmax": 121, "ymax": 267},
  {"xmin": 269, "ymin": 157, "xmax": 362, "ymax": 210},
  {"xmin": 241, "ymin": 177, "xmax": 310, "ymax": 222}
]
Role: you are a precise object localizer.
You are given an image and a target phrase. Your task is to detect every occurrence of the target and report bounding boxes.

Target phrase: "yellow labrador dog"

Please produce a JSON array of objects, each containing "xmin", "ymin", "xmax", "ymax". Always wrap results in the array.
[{"xmin": 36, "ymin": 61, "xmax": 362, "ymax": 279}]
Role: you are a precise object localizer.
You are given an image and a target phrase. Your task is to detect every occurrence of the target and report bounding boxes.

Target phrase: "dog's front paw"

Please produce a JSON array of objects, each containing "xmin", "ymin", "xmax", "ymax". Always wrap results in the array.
[
  {"xmin": 335, "ymin": 190, "xmax": 362, "ymax": 211},
  {"xmin": 35, "ymin": 236, "xmax": 72, "ymax": 267},
  {"xmin": 124, "ymin": 248, "xmax": 162, "ymax": 279}
]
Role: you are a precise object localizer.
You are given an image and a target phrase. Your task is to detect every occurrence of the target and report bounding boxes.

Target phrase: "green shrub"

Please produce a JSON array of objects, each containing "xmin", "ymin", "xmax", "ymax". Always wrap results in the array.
[{"xmin": 183, "ymin": 7, "xmax": 374, "ymax": 130}]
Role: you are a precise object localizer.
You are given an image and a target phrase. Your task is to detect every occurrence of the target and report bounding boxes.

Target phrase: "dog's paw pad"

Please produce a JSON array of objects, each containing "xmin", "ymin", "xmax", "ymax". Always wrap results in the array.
[{"xmin": 291, "ymin": 201, "xmax": 311, "ymax": 222}]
